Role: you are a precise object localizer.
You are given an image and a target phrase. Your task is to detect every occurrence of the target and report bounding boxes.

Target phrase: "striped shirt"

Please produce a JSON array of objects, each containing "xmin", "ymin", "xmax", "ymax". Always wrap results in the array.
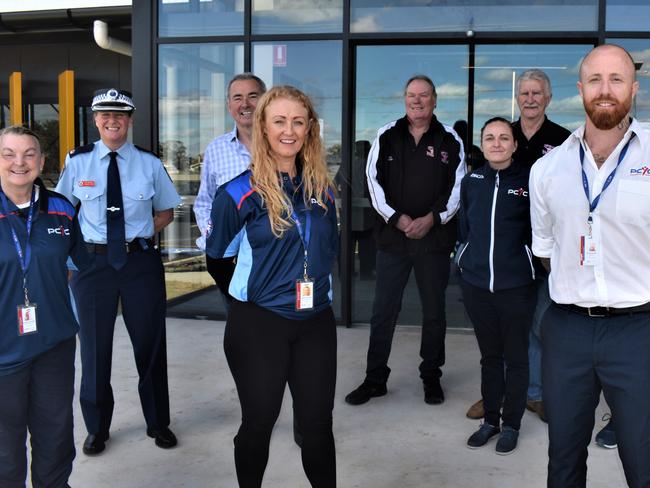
[{"xmin": 194, "ymin": 127, "xmax": 251, "ymax": 250}]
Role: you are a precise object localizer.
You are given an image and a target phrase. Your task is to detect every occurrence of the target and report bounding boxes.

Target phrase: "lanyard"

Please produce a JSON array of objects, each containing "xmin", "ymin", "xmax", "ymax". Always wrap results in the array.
[
  {"xmin": 292, "ymin": 209, "xmax": 311, "ymax": 279},
  {"xmin": 579, "ymin": 134, "xmax": 634, "ymax": 223},
  {"xmin": 0, "ymin": 187, "xmax": 36, "ymax": 305}
]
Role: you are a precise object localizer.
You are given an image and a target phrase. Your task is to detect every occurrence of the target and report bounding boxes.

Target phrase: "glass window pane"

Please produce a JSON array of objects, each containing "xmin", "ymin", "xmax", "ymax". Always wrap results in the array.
[
  {"xmin": 252, "ymin": 0, "xmax": 342, "ymax": 34},
  {"xmin": 351, "ymin": 0, "xmax": 597, "ymax": 33},
  {"xmin": 159, "ymin": 0, "xmax": 244, "ymax": 37},
  {"xmin": 607, "ymin": 1, "xmax": 650, "ymax": 31},
  {"xmin": 472, "ymin": 44, "xmax": 593, "ymax": 146},
  {"xmin": 353, "ymin": 44, "xmax": 468, "ymax": 326},
  {"xmin": 607, "ymin": 39, "xmax": 650, "ymax": 126},
  {"xmin": 32, "ymin": 104, "xmax": 60, "ymax": 188},
  {"xmin": 252, "ymin": 40, "xmax": 343, "ymax": 318},
  {"xmin": 158, "ymin": 43, "xmax": 244, "ymax": 308}
]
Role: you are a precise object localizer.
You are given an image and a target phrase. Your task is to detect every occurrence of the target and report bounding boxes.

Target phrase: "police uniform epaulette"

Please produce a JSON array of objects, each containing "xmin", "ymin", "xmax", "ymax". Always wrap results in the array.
[
  {"xmin": 69, "ymin": 143, "xmax": 95, "ymax": 158},
  {"xmin": 134, "ymin": 145, "xmax": 160, "ymax": 158}
]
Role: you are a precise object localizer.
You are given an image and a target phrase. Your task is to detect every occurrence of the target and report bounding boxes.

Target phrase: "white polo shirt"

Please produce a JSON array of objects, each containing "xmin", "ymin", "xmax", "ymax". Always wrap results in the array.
[{"xmin": 530, "ymin": 118, "xmax": 650, "ymax": 308}]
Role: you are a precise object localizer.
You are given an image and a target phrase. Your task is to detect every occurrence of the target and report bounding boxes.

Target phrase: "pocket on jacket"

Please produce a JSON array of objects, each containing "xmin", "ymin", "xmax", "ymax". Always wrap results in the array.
[{"xmin": 456, "ymin": 241, "xmax": 470, "ymax": 269}]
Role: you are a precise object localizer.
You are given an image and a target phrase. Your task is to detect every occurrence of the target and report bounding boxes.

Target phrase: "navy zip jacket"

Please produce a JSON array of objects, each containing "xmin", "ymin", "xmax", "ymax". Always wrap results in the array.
[
  {"xmin": 0, "ymin": 180, "xmax": 91, "ymax": 375},
  {"xmin": 206, "ymin": 169, "xmax": 339, "ymax": 320},
  {"xmin": 456, "ymin": 161, "xmax": 535, "ymax": 292}
]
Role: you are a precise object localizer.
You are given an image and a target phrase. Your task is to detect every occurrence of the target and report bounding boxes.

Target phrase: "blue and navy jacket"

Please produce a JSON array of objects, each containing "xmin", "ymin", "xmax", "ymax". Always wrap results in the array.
[
  {"xmin": 0, "ymin": 180, "xmax": 91, "ymax": 375},
  {"xmin": 206, "ymin": 169, "xmax": 338, "ymax": 320},
  {"xmin": 456, "ymin": 161, "xmax": 535, "ymax": 292}
]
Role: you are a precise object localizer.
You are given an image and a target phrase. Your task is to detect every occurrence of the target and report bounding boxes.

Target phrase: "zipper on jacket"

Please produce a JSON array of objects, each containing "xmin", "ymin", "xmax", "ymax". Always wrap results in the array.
[
  {"xmin": 488, "ymin": 172, "xmax": 499, "ymax": 293},
  {"xmin": 525, "ymin": 244, "xmax": 536, "ymax": 280}
]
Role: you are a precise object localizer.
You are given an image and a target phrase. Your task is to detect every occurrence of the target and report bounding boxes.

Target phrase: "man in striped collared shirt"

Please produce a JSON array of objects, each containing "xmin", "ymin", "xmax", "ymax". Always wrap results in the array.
[{"xmin": 194, "ymin": 73, "xmax": 266, "ymax": 304}]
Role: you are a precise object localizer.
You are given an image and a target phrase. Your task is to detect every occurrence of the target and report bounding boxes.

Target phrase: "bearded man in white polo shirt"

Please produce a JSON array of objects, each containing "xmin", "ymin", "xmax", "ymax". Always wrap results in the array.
[{"xmin": 530, "ymin": 44, "xmax": 650, "ymax": 487}]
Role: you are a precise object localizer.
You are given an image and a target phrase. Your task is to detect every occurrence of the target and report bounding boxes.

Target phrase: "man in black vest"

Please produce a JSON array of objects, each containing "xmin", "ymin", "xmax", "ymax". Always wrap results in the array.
[{"xmin": 346, "ymin": 75, "xmax": 466, "ymax": 406}]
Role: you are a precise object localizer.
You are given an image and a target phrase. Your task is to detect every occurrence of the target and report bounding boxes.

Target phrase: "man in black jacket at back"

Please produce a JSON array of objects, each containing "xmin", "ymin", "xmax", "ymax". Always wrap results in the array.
[{"xmin": 345, "ymin": 75, "xmax": 466, "ymax": 406}]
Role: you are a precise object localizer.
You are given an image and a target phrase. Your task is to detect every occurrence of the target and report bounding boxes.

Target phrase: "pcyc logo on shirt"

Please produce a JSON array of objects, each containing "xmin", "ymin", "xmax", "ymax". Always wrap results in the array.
[
  {"xmin": 47, "ymin": 226, "xmax": 70, "ymax": 236},
  {"xmin": 629, "ymin": 166, "xmax": 650, "ymax": 176},
  {"xmin": 507, "ymin": 188, "xmax": 528, "ymax": 197}
]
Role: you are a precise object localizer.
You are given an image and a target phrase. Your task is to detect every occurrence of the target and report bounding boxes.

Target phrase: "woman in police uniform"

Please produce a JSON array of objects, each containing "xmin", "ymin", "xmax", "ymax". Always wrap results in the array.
[
  {"xmin": 0, "ymin": 126, "xmax": 90, "ymax": 487},
  {"xmin": 206, "ymin": 86, "xmax": 339, "ymax": 487},
  {"xmin": 55, "ymin": 89, "xmax": 181, "ymax": 455}
]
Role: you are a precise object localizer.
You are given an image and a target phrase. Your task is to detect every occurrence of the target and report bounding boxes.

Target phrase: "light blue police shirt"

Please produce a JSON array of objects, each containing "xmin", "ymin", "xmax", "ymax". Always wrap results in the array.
[{"xmin": 55, "ymin": 140, "xmax": 181, "ymax": 243}]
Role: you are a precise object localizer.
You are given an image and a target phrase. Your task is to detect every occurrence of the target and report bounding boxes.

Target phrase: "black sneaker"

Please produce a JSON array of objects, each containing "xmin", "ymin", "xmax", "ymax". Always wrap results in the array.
[
  {"xmin": 595, "ymin": 414, "xmax": 617, "ymax": 449},
  {"xmin": 344, "ymin": 380, "xmax": 387, "ymax": 405},
  {"xmin": 467, "ymin": 423, "xmax": 500, "ymax": 449},
  {"xmin": 495, "ymin": 426, "xmax": 519, "ymax": 455},
  {"xmin": 423, "ymin": 379, "xmax": 444, "ymax": 405}
]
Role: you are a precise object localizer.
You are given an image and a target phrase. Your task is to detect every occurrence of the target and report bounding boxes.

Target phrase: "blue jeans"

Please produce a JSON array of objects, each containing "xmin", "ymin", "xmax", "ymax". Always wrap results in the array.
[{"xmin": 527, "ymin": 276, "xmax": 550, "ymax": 401}]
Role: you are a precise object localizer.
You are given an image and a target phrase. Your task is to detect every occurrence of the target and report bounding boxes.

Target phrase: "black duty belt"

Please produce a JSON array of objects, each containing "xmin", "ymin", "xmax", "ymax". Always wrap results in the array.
[
  {"xmin": 85, "ymin": 239, "xmax": 154, "ymax": 255},
  {"xmin": 553, "ymin": 301, "xmax": 650, "ymax": 318}
]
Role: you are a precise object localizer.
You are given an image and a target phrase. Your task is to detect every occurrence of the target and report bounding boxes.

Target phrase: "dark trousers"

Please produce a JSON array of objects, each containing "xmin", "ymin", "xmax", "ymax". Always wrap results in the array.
[
  {"xmin": 461, "ymin": 281, "xmax": 534, "ymax": 430},
  {"xmin": 0, "ymin": 338, "xmax": 76, "ymax": 488},
  {"xmin": 543, "ymin": 304, "xmax": 650, "ymax": 488},
  {"xmin": 206, "ymin": 254, "xmax": 236, "ymax": 309},
  {"xmin": 71, "ymin": 249, "xmax": 170, "ymax": 436},
  {"xmin": 366, "ymin": 249, "xmax": 450, "ymax": 384},
  {"xmin": 224, "ymin": 301, "xmax": 337, "ymax": 488}
]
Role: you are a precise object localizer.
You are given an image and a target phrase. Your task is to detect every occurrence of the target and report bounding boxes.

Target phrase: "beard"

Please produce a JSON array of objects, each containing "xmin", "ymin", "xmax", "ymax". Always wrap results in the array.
[{"xmin": 584, "ymin": 94, "xmax": 632, "ymax": 130}]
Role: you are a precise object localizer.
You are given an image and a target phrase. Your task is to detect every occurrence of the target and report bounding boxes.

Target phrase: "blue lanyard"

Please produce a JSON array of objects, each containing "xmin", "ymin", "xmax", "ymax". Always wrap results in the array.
[
  {"xmin": 292, "ymin": 208, "xmax": 311, "ymax": 279},
  {"xmin": 0, "ymin": 187, "xmax": 36, "ymax": 304},
  {"xmin": 579, "ymin": 134, "xmax": 634, "ymax": 223}
]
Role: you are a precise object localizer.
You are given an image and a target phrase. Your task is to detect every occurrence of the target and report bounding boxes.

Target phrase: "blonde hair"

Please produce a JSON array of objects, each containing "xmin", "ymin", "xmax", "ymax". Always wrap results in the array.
[{"xmin": 250, "ymin": 85, "xmax": 334, "ymax": 237}]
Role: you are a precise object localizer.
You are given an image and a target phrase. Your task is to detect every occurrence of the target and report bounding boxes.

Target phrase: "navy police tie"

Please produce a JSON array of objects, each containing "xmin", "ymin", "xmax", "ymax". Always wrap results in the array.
[{"xmin": 106, "ymin": 151, "xmax": 127, "ymax": 269}]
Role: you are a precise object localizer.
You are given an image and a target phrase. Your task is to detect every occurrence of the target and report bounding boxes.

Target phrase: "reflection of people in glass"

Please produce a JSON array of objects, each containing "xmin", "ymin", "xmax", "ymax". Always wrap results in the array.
[
  {"xmin": 453, "ymin": 120, "xmax": 485, "ymax": 170},
  {"xmin": 0, "ymin": 126, "xmax": 90, "ymax": 486},
  {"xmin": 466, "ymin": 69, "xmax": 572, "ymax": 424},
  {"xmin": 206, "ymin": 86, "xmax": 339, "ymax": 487},
  {"xmin": 346, "ymin": 75, "xmax": 466, "ymax": 407},
  {"xmin": 458, "ymin": 118, "xmax": 535, "ymax": 455},
  {"xmin": 56, "ymin": 89, "xmax": 181, "ymax": 455},
  {"xmin": 351, "ymin": 140, "xmax": 376, "ymax": 280},
  {"xmin": 194, "ymin": 74, "xmax": 267, "ymax": 307}
]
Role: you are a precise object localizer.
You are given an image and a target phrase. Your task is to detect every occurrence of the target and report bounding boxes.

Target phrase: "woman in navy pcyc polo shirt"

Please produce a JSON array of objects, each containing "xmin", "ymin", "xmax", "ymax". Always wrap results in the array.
[
  {"xmin": 207, "ymin": 86, "xmax": 339, "ymax": 488},
  {"xmin": 0, "ymin": 125, "xmax": 90, "ymax": 487}
]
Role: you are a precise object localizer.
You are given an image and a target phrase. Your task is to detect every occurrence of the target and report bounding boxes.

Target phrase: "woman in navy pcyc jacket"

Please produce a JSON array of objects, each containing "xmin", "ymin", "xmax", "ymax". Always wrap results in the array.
[{"xmin": 457, "ymin": 117, "xmax": 536, "ymax": 455}]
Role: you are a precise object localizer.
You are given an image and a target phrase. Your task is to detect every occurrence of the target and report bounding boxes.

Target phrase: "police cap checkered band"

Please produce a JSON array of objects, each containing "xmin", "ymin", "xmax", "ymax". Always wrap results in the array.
[{"xmin": 91, "ymin": 88, "xmax": 135, "ymax": 112}]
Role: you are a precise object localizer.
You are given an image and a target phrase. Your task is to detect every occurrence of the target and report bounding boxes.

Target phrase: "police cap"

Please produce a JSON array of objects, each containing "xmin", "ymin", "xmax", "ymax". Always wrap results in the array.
[{"xmin": 91, "ymin": 88, "xmax": 135, "ymax": 112}]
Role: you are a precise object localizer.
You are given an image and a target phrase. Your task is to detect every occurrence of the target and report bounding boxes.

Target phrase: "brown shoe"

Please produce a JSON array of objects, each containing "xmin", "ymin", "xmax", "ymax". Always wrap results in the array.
[
  {"xmin": 526, "ymin": 400, "xmax": 547, "ymax": 423},
  {"xmin": 466, "ymin": 399, "xmax": 484, "ymax": 419}
]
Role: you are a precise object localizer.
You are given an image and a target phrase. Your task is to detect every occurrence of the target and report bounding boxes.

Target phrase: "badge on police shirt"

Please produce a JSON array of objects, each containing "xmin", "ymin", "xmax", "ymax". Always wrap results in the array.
[
  {"xmin": 17, "ymin": 303, "xmax": 38, "ymax": 335},
  {"xmin": 580, "ymin": 219, "xmax": 600, "ymax": 267},
  {"xmin": 296, "ymin": 278, "xmax": 314, "ymax": 311}
]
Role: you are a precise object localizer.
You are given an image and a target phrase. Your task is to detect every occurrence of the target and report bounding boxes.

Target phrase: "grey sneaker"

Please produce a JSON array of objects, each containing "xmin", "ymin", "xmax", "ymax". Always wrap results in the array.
[
  {"xmin": 467, "ymin": 423, "xmax": 500, "ymax": 449},
  {"xmin": 495, "ymin": 426, "xmax": 519, "ymax": 455},
  {"xmin": 595, "ymin": 414, "xmax": 617, "ymax": 449}
]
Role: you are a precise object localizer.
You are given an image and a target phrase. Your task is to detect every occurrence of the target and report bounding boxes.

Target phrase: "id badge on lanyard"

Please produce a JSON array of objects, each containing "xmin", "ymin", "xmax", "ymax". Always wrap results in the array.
[
  {"xmin": 0, "ymin": 189, "xmax": 38, "ymax": 335},
  {"xmin": 580, "ymin": 218, "xmax": 600, "ymax": 266},
  {"xmin": 578, "ymin": 137, "xmax": 632, "ymax": 267},
  {"xmin": 293, "ymin": 210, "xmax": 314, "ymax": 311}
]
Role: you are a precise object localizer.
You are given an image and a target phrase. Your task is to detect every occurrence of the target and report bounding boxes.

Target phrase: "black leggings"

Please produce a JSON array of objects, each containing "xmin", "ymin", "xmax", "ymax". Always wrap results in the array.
[{"xmin": 224, "ymin": 300, "xmax": 337, "ymax": 488}]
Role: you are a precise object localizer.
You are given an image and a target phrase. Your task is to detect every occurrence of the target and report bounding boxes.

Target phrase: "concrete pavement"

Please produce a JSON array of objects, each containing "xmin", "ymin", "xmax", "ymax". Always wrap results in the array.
[{"xmin": 63, "ymin": 318, "xmax": 627, "ymax": 488}]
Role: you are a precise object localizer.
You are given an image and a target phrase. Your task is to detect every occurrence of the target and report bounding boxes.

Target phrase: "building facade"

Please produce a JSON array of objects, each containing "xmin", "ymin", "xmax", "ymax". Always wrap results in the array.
[{"xmin": 3, "ymin": 1, "xmax": 650, "ymax": 325}]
